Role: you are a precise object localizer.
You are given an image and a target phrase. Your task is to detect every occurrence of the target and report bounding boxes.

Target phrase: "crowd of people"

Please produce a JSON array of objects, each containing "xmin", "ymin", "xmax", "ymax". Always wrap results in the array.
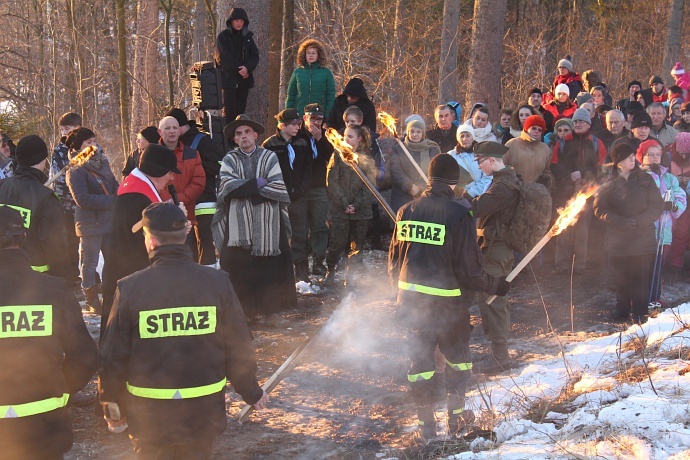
[{"xmin": 4, "ymin": 5, "xmax": 690, "ymax": 455}]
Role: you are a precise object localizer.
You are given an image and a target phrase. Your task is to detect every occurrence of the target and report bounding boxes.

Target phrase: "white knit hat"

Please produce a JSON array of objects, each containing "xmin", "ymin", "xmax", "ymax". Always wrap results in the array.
[
  {"xmin": 555, "ymin": 83, "xmax": 570, "ymax": 96},
  {"xmin": 456, "ymin": 124, "xmax": 474, "ymax": 142}
]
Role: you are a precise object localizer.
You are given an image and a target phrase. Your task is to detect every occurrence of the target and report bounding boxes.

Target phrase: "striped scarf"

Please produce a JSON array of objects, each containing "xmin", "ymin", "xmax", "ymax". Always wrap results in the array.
[{"xmin": 212, "ymin": 147, "xmax": 290, "ymax": 256}]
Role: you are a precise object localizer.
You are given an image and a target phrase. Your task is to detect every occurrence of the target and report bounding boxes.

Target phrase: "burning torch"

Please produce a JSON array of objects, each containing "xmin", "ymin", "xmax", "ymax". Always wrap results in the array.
[
  {"xmin": 324, "ymin": 128, "xmax": 396, "ymax": 222},
  {"xmin": 45, "ymin": 146, "xmax": 98, "ymax": 187},
  {"xmin": 378, "ymin": 111, "xmax": 429, "ymax": 182},
  {"xmin": 485, "ymin": 186, "xmax": 598, "ymax": 305}
]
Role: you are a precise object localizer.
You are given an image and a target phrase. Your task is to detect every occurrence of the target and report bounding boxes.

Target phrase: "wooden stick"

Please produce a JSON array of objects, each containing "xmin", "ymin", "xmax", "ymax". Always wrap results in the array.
[
  {"xmin": 394, "ymin": 138, "xmax": 428, "ymax": 182},
  {"xmin": 344, "ymin": 157, "xmax": 396, "ymax": 222},
  {"xmin": 44, "ymin": 165, "xmax": 70, "ymax": 187}
]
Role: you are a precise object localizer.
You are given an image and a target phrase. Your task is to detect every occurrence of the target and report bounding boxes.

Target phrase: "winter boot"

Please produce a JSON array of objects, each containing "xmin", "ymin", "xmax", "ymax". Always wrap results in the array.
[
  {"xmin": 478, "ymin": 340, "xmax": 511, "ymax": 375},
  {"xmin": 416, "ymin": 405, "xmax": 437, "ymax": 442},
  {"xmin": 312, "ymin": 256, "xmax": 327, "ymax": 277},
  {"xmin": 447, "ymin": 394, "xmax": 475, "ymax": 437},
  {"xmin": 430, "ymin": 371, "xmax": 446, "ymax": 404},
  {"xmin": 324, "ymin": 264, "xmax": 337, "ymax": 286},
  {"xmin": 85, "ymin": 286, "xmax": 102, "ymax": 314},
  {"xmin": 294, "ymin": 261, "xmax": 310, "ymax": 282}
]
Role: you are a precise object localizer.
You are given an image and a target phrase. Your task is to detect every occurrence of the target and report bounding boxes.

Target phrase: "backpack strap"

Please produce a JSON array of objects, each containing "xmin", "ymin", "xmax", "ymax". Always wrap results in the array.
[{"xmin": 190, "ymin": 133, "xmax": 204, "ymax": 151}]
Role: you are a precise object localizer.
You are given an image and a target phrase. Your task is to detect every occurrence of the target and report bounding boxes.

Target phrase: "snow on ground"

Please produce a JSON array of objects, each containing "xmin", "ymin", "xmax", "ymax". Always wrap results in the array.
[{"xmin": 441, "ymin": 303, "xmax": 690, "ymax": 459}]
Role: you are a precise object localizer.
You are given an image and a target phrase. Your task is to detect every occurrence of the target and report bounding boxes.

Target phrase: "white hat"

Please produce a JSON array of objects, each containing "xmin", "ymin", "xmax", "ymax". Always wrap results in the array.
[
  {"xmin": 555, "ymin": 83, "xmax": 570, "ymax": 96},
  {"xmin": 456, "ymin": 124, "xmax": 474, "ymax": 142}
]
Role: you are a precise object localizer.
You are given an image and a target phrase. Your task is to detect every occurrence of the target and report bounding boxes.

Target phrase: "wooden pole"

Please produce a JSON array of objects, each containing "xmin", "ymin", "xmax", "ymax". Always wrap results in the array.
[{"xmin": 394, "ymin": 138, "xmax": 428, "ymax": 182}]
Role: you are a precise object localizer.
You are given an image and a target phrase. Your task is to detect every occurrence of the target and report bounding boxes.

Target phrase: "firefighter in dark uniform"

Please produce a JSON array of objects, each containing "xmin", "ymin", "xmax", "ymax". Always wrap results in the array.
[
  {"xmin": 99, "ymin": 202, "xmax": 268, "ymax": 459},
  {"xmin": 389, "ymin": 154, "xmax": 511, "ymax": 441},
  {"xmin": 0, "ymin": 206, "xmax": 99, "ymax": 460},
  {"xmin": 0, "ymin": 135, "xmax": 70, "ymax": 280}
]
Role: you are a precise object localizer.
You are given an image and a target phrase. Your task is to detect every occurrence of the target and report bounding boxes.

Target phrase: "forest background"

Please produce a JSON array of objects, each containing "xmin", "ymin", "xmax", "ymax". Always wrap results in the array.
[{"xmin": 0, "ymin": 0, "xmax": 686, "ymax": 173}]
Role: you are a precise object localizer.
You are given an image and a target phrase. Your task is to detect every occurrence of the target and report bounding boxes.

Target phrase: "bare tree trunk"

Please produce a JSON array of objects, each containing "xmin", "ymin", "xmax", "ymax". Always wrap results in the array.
[
  {"xmin": 131, "ymin": 0, "xmax": 159, "ymax": 135},
  {"xmin": 193, "ymin": 0, "xmax": 207, "ymax": 63},
  {"xmin": 279, "ymin": 0, "xmax": 295, "ymax": 111},
  {"xmin": 438, "ymin": 0, "xmax": 460, "ymax": 104},
  {"xmin": 466, "ymin": 0, "xmax": 508, "ymax": 117},
  {"xmin": 160, "ymin": 0, "xmax": 174, "ymax": 108},
  {"xmin": 663, "ymin": 0, "xmax": 685, "ymax": 84},
  {"xmin": 116, "ymin": 0, "xmax": 130, "ymax": 157}
]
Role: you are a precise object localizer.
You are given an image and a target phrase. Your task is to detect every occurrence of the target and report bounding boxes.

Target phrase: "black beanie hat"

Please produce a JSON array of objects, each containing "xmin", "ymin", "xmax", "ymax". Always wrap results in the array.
[
  {"xmin": 15, "ymin": 135, "xmax": 48, "ymax": 167},
  {"xmin": 628, "ymin": 80, "xmax": 642, "ymax": 90},
  {"xmin": 165, "ymin": 108, "xmax": 192, "ymax": 129},
  {"xmin": 64, "ymin": 127, "xmax": 95, "ymax": 151},
  {"xmin": 139, "ymin": 144, "xmax": 182, "ymax": 178},
  {"xmin": 528, "ymin": 87, "xmax": 543, "ymax": 97},
  {"xmin": 649, "ymin": 75, "xmax": 664, "ymax": 86},
  {"xmin": 630, "ymin": 111, "xmax": 652, "ymax": 129},
  {"xmin": 343, "ymin": 78, "xmax": 368, "ymax": 99},
  {"xmin": 139, "ymin": 126, "xmax": 161, "ymax": 144},
  {"xmin": 627, "ymin": 101, "xmax": 645, "ymax": 116},
  {"xmin": 610, "ymin": 142, "xmax": 637, "ymax": 165},
  {"xmin": 428, "ymin": 154, "xmax": 460, "ymax": 185}
]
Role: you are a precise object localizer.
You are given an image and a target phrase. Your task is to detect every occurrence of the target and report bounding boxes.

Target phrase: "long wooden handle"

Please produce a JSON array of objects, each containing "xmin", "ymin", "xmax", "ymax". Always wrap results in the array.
[{"xmin": 395, "ymin": 138, "xmax": 428, "ymax": 182}]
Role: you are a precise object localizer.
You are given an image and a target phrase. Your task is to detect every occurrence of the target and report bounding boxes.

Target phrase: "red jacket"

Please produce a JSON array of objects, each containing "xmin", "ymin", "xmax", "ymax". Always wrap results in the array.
[
  {"xmin": 158, "ymin": 142, "xmax": 205, "ymax": 223},
  {"xmin": 543, "ymin": 100, "xmax": 577, "ymax": 119}
]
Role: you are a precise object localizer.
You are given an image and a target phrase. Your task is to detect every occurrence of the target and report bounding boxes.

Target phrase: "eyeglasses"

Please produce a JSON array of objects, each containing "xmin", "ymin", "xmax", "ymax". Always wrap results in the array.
[{"xmin": 477, "ymin": 157, "xmax": 490, "ymax": 165}]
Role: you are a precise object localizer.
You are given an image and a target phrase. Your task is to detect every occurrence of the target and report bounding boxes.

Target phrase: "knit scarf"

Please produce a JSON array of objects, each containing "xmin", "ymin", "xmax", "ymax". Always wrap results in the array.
[
  {"xmin": 471, "ymin": 123, "xmax": 495, "ymax": 142},
  {"xmin": 403, "ymin": 138, "xmax": 437, "ymax": 175},
  {"xmin": 211, "ymin": 147, "xmax": 290, "ymax": 256}
]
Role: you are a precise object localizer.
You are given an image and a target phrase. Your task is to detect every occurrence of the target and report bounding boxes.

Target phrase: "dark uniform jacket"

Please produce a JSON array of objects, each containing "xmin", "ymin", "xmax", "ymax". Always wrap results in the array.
[
  {"xmin": 180, "ymin": 125, "xmax": 225, "ymax": 204},
  {"xmin": 471, "ymin": 167, "xmax": 521, "ymax": 246},
  {"xmin": 389, "ymin": 182, "xmax": 500, "ymax": 326},
  {"xmin": 326, "ymin": 79, "xmax": 377, "ymax": 133},
  {"xmin": 0, "ymin": 248, "xmax": 98, "ymax": 460},
  {"xmin": 594, "ymin": 167, "xmax": 664, "ymax": 256},
  {"xmin": 426, "ymin": 125, "xmax": 459, "ymax": 153},
  {"xmin": 0, "ymin": 166, "xmax": 69, "ymax": 279},
  {"xmin": 214, "ymin": 9, "xmax": 259, "ymax": 89},
  {"xmin": 300, "ymin": 132, "xmax": 334, "ymax": 189},
  {"xmin": 99, "ymin": 244, "xmax": 263, "ymax": 445},
  {"xmin": 326, "ymin": 148, "xmax": 376, "ymax": 220},
  {"xmin": 551, "ymin": 132, "xmax": 606, "ymax": 206},
  {"xmin": 263, "ymin": 132, "xmax": 312, "ymax": 202}
]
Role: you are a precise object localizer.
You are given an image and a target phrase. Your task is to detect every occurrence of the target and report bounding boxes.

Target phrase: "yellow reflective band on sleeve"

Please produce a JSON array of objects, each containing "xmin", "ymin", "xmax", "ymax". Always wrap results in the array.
[
  {"xmin": 126, "ymin": 378, "xmax": 226, "ymax": 400},
  {"xmin": 31, "ymin": 265, "xmax": 49, "ymax": 273},
  {"xmin": 398, "ymin": 281, "xmax": 461, "ymax": 297},
  {"xmin": 446, "ymin": 360, "xmax": 473, "ymax": 371},
  {"xmin": 0, "ymin": 204, "xmax": 31, "ymax": 228},
  {"xmin": 451, "ymin": 408, "xmax": 466, "ymax": 415},
  {"xmin": 194, "ymin": 203, "xmax": 216, "ymax": 216},
  {"xmin": 0, "ymin": 393, "xmax": 69, "ymax": 418},
  {"xmin": 407, "ymin": 370, "xmax": 435, "ymax": 383},
  {"xmin": 0, "ymin": 305, "xmax": 52, "ymax": 338},
  {"xmin": 139, "ymin": 306, "xmax": 217, "ymax": 339},
  {"xmin": 396, "ymin": 220, "xmax": 445, "ymax": 245}
]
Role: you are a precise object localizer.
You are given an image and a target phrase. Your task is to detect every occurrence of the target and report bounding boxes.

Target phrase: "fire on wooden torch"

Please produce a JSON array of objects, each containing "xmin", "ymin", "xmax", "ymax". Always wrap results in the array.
[
  {"xmin": 44, "ymin": 146, "xmax": 98, "ymax": 187},
  {"xmin": 324, "ymin": 128, "xmax": 396, "ymax": 222},
  {"xmin": 378, "ymin": 111, "xmax": 428, "ymax": 182},
  {"xmin": 485, "ymin": 185, "xmax": 599, "ymax": 305}
]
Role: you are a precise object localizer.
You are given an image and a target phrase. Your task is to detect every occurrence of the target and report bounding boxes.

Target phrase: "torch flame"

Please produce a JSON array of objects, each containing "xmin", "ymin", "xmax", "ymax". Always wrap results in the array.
[
  {"xmin": 325, "ymin": 128, "xmax": 358, "ymax": 163},
  {"xmin": 69, "ymin": 145, "xmax": 97, "ymax": 167},
  {"xmin": 550, "ymin": 185, "xmax": 599, "ymax": 236},
  {"xmin": 377, "ymin": 111, "xmax": 398, "ymax": 137}
]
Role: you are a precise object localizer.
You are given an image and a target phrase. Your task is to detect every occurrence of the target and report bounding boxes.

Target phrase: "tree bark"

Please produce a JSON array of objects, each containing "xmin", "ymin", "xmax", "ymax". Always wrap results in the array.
[
  {"xmin": 131, "ymin": 0, "xmax": 159, "ymax": 135},
  {"xmin": 116, "ymin": 0, "xmax": 130, "ymax": 158},
  {"xmin": 193, "ymin": 0, "xmax": 207, "ymax": 63},
  {"xmin": 279, "ymin": 0, "xmax": 295, "ymax": 111},
  {"xmin": 438, "ymin": 0, "xmax": 460, "ymax": 105},
  {"xmin": 466, "ymin": 0, "xmax": 508, "ymax": 117},
  {"xmin": 160, "ymin": 0, "xmax": 174, "ymax": 108},
  {"xmin": 663, "ymin": 0, "xmax": 685, "ymax": 85}
]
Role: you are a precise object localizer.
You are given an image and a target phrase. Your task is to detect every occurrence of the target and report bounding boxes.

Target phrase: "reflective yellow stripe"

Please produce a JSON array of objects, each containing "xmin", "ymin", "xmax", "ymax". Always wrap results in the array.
[
  {"xmin": 398, "ymin": 281, "xmax": 461, "ymax": 297},
  {"xmin": 31, "ymin": 265, "xmax": 49, "ymax": 273},
  {"xmin": 0, "ymin": 305, "xmax": 52, "ymax": 338},
  {"xmin": 0, "ymin": 393, "xmax": 68, "ymax": 418},
  {"xmin": 407, "ymin": 370, "xmax": 435, "ymax": 383},
  {"xmin": 446, "ymin": 360, "xmax": 473, "ymax": 371},
  {"xmin": 0, "ymin": 204, "xmax": 31, "ymax": 228},
  {"xmin": 194, "ymin": 208, "xmax": 216, "ymax": 216},
  {"xmin": 139, "ymin": 306, "xmax": 217, "ymax": 339},
  {"xmin": 396, "ymin": 220, "xmax": 445, "ymax": 245},
  {"xmin": 126, "ymin": 378, "xmax": 226, "ymax": 399},
  {"xmin": 451, "ymin": 408, "xmax": 466, "ymax": 415}
]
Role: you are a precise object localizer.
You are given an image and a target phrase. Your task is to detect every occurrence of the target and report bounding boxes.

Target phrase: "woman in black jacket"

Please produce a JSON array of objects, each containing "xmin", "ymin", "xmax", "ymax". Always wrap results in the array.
[
  {"xmin": 593, "ymin": 142, "xmax": 664, "ymax": 323},
  {"xmin": 65, "ymin": 128, "xmax": 119, "ymax": 312}
]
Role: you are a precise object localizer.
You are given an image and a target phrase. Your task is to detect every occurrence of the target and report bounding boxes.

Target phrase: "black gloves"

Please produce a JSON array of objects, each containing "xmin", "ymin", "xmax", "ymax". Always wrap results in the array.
[
  {"xmin": 495, "ymin": 276, "xmax": 511, "ymax": 297},
  {"xmin": 625, "ymin": 217, "xmax": 639, "ymax": 230},
  {"xmin": 664, "ymin": 201, "xmax": 678, "ymax": 212}
]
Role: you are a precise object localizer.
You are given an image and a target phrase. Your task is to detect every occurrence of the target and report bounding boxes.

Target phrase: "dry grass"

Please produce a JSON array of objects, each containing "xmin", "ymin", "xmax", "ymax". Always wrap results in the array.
[{"xmin": 613, "ymin": 365, "xmax": 650, "ymax": 384}]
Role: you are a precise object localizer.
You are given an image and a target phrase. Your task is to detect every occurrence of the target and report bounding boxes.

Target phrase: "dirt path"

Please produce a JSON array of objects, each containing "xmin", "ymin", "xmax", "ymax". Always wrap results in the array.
[{"xmin": 66, "ymin": 239, "xmax": 690, "ymax": 459}]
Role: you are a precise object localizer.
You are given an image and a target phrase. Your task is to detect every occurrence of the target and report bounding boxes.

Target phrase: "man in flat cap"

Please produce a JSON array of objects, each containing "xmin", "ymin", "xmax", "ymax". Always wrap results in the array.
[
  {"xmin": 263, "ymin": 108, "xmax": 313, "ymax": 281},
  {"xmin": 0, "ymin": 135, "xmax": 71, "ymax": 280},
  {"xmin": 102, "ymin": 144, "xmax": 182, "ymax": 336},
  {"xmin": 212, "ymin": 115, "xmax": 296, "ymax": 321},
  {"xmin": 467, "ymin": 141, "xmax": 520, "ymax": 374},
  {"xmin": 100, "ymin": 202, "xmax": 267, "ymax": 459}
]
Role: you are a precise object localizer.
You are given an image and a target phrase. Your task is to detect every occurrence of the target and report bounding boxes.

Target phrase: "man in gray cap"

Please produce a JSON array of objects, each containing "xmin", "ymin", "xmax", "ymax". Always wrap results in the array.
[
  {"xmin": 102, "ymin": 144, "xmax": 182, "ymax": 336},
  {"xmin": 100, "ymin": 202, "xmax": 267, "ymax": 459},
  {"xmin": 212, "ymin": 115, "xmax": 296, "ymax": 321},
  {"xmin": 0, "ymin": 135, "xmax": 70, "ymax": 280}
]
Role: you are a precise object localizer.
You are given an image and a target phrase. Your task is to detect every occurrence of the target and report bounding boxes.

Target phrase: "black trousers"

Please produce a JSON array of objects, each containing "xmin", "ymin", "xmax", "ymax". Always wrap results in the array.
[
  {"xmin": 610, "ymin": 253, "xmax": 654, "ymax": 319},
  {"xmin": 191, "ymin": 214, "xmax": 216, "ymax": 265},
  {"xmin": 62, "ymin": 211, "xmax": 80, "ymax": 283},
  {"xmin": 222, "ymin": 80, "xmax": 250, "ymax": 125},
  {"xmin": 132, "ymin": 436, "xmax": 215, "ymax": 460}
]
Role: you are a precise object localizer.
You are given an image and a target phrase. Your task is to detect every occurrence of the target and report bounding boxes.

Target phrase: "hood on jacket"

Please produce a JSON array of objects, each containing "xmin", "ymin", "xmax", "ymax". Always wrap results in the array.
[
  {"xmin": 226, "ymin": 7, "xmax": 249, "ymax": 28},
  {"xmin": 343, "ymin": 78, "xmax": 368, "ymax": 100}
]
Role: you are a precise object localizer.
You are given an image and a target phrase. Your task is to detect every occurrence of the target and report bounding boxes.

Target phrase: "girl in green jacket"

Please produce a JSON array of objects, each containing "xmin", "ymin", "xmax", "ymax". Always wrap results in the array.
[{"xmin": 286, "ymin": 39, "xmax": 336, "ymax": 116}]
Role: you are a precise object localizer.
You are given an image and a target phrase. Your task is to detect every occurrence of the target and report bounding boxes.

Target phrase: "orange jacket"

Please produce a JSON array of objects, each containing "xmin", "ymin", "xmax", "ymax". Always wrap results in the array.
[{"xmin": 159, "ymin": 141, "xmax": 205, "ymax": 222}]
